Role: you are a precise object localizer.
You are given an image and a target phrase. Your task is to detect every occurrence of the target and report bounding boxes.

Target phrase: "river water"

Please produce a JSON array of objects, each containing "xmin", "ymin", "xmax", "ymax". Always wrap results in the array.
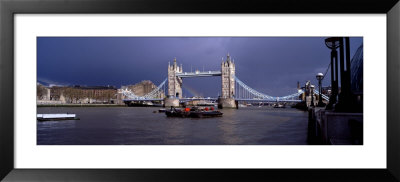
[{"xmin": 37, "ymin": 106, "xmax": 309, "ymax": 145}]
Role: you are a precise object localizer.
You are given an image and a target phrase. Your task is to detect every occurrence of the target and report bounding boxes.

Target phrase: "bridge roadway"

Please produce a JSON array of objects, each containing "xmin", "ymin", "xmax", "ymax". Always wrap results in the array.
[
  {"xmin": 176, "ymin": 71, "xmax": 222, "ymax": 78},
  {"xmin": 235, "ymin": 99, "xmax": 302, "ymax": 102},
  {"xmin": 123, "ymin": 98, "xmax": 302, "ymax": 102}
]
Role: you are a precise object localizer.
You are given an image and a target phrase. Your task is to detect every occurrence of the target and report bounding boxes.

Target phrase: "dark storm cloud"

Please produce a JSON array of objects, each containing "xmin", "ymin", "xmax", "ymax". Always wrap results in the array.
[{"xmin": 37, "ymin": 37, "xmax": 363, "ymax": 97}]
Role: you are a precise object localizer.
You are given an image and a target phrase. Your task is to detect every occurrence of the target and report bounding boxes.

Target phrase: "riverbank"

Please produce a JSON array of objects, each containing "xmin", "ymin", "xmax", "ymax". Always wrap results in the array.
[{"xmin": 37, "ymin": 104, "xmax": 126, "ymax": 107}]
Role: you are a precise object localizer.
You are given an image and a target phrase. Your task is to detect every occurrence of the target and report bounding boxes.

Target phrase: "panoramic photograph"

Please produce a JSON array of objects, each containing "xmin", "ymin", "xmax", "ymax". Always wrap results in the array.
[{"xmin": 36, "ymin": 37, "xmax": 363, "ymax": 145}]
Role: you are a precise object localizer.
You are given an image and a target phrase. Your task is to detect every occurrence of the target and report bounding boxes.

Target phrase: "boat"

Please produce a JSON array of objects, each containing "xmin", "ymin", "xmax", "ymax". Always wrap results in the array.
[
  {"xmin": 273, "ymin": 103, "xmax": 286, "ymax": 108},
  {"xmin": 144, "ymin": 101, "xmax": 154, "ymax": 106},
  {"xmin": 165, "ymin": 108, "xmax": 189, "ymax": 117},
  {"xmin": 188, "ymin": 110, "xmax": 223, "ymax": 118},
  {"xmin": 166, "ymin": 107, "xmax": 223, "ymax": 118},
  {"xmin": 37, "ymin": 113, "xmax": 80, "ymax": 121}
]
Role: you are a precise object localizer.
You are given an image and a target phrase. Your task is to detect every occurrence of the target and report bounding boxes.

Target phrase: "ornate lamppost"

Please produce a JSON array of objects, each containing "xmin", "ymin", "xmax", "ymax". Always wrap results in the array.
[
  {"xmin": 310, "ymin": 85, "xmax": 315, "ymax": 107},
  {"xmin": 324, "ymin": 37, "xmax": 340, "ymax": 110},
  {"xmin": 316, "ymin": 73, "xmax": 325, "ymax": 107},
  {"xmin": 324, "ymin": 37, "xmax": 354, "ymax": 112}
]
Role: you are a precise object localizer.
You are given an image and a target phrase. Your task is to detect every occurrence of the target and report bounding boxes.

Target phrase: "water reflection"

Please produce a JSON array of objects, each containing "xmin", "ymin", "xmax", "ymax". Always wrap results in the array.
[
  {"xmin": 218, "ymin": 109, "xmax": 243, "ymax": 144},
  {"xmin": 37, "ymin": 120, "xmax": 76, "ymax": 130},
  {"xmin": 164, "ymin": 118, "xmax": 185, "ymax": 144},
  {"xmin": 37, "ymin": 107, "xmax": 308, "ymax": 145}
]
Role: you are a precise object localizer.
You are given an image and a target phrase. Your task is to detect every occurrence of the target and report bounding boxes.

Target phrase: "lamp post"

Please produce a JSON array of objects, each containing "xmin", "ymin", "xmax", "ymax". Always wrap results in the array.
[
  {"xmin": 324, "ymin": 37, "xmax": 340, "ymax": 109},
  {"xmin": 304, "ymin": 81, "xmax": 310, "ymax": 107},
  {"xmin": 310, "ymin": 85, "xmax": 315, "ymax": 107},
  {"xmin": 316, "ymin": 73, "xmax": 324, "ymax": 107}
]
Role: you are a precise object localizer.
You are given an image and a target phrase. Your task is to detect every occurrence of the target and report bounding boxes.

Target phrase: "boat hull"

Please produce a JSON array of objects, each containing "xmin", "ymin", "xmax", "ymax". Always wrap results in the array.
[
  {"xmin": 37, "ymin": 117, "xmax": 80, "ymax": 122},
  {"xmin": 37, "ymin": 113, "xmax": 80, "ymax": 122},
  {"xmin": 166, "ymin": 109, "xmax": 223, "ymax": 118},
  {"xmin": 189, "ymin": 111, "xmax": 223, "ymax": 118}
]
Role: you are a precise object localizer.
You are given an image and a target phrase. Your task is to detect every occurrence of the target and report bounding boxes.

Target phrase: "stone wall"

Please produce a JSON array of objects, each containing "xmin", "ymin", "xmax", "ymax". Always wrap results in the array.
[{"xmin": 315, "ymin": 109, "xmax": 363, "ymax": 144}]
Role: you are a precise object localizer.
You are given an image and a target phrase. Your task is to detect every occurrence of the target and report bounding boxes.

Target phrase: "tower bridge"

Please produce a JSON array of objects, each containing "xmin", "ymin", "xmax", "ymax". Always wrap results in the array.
[{"xmin": 120, "ymin": 54, "xmax": 329, "ymax": 108}]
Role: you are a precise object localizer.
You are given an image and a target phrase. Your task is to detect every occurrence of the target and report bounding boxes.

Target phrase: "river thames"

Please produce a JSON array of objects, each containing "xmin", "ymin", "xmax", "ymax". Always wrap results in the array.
[{"xmin": 37, "ymin": 106, "xmax": 308, "ymax": 145}]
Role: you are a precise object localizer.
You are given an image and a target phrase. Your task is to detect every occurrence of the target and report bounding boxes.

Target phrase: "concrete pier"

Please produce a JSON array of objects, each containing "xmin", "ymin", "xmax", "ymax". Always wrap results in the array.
[
  {"xmin": 218, "ymin": 98, "xmax": 237, "ymax": 109},
  {"xmin": 164, "ymin": 98, "xmax": 180, "ymax": 107}
]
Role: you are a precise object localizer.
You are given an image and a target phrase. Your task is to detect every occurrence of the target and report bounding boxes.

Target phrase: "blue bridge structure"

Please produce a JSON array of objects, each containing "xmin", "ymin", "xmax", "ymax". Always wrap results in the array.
[{"xmin": 120, "ymin": 54, "xmax": 329, "ymax": 108}]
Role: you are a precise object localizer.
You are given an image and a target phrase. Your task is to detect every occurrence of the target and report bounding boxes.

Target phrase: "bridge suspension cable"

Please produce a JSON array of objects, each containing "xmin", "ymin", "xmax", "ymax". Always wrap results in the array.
[
  {"xmin": 234, "ymin": 76, "xmax": 303, "ymax": 101},
  {"xmin": 321, "ymin": 62, "xmax": 331, "ymax": 81},
  {"xmin": 120, "ymin": 76, "xmax": 324, "ymax": 102},
  {"xmin": 143, "ymin": 78, "xmax": 167, "ymax": 98},
  {"xmin": 120, "ymin": 78, "xmax": 167, "ymax": 100},
  {"xmin": 314, "ymin": 90, "xmax": 330, "ymax": 101}
]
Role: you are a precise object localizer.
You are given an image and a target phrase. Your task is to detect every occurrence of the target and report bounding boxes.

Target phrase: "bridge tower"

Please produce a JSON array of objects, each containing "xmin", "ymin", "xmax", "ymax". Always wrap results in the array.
[
  {"xmin": 219, "ymin": 53, "xmax": 237, "ymax": 108},
  {"xmin": 165, "ymin": 58, "xmax": 182, "ymax": 107},
  {"xmin": 167, "ymin": 58, "xmax": 183, "ymax": 98}
]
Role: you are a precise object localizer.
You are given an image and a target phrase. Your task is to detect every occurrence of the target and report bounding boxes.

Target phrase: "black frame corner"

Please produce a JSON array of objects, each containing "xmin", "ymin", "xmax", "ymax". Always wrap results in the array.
[{"xmin": 1, "ymin": 0, "xmax": 399, "ymax": 181}]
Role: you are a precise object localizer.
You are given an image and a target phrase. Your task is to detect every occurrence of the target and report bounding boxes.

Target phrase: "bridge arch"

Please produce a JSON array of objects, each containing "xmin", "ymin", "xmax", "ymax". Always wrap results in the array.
[{"xmin": 165, "ymin": 54, "xmax": 236, "ymax": 108}]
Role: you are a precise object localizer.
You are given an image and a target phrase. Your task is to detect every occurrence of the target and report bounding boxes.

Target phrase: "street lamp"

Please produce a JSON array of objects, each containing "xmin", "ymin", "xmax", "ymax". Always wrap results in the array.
[
  {"xmin": 324, "ymin": 37, "xmax": 340, "ymax": 109},
  {"xmin": 310, "ymin": 85, "xmax": 315, "ymax": 107},
  {"xmin": 316, "ymin": 73, "xmax": 324, "ymax": 107}
]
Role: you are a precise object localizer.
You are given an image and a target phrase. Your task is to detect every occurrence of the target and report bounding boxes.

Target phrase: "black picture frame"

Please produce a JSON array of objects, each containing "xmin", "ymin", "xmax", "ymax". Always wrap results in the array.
[{"xmin": 1, "ymin": 0, "xmax": 399, "ymax": 181}]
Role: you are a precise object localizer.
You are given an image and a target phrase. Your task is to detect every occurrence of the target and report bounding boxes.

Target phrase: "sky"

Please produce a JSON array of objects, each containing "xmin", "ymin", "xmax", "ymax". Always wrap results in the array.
[{"xmin": 37, "ymin": 37, "xmax": 363, "ymax": 97}]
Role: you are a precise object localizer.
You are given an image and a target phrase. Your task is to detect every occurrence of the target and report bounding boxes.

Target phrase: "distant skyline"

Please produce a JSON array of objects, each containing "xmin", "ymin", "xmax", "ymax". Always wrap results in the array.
[{"xmin": 37, "ymin": 37, "xmax": 363, "ymax": 97}]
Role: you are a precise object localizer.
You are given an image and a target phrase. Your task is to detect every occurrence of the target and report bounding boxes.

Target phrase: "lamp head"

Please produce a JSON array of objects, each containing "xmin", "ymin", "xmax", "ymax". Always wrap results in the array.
[
  {"xmin": 316, "ymin": 72, "xmax": 324, "ymax": 80},
  {"xmin": 325, "ymin": 37, "xmax": 341, "ymax": 49}
]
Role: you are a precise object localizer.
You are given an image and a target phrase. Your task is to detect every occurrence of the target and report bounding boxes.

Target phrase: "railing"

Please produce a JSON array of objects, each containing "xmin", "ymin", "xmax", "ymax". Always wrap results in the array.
[{"xmin": 176, "ymin": 71, "xmax": 222, "ymax": 77}]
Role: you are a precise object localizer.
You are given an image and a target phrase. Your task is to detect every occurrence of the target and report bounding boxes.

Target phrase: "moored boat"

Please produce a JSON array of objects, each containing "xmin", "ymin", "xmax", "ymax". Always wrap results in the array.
[
  {"xmin": 188, "ymin": 110, "xmax": 223, "ymax": 118},
  {"xmin": 165, "ymin": 107, "xmax": 223, "ymax": 118},
  {"xmin": 273, "ymin": 103, "xmax": 286, "ymax": 108},
  {"xmin": 37, "ymin": 113, "xmax": 80, "ymax": 121}
]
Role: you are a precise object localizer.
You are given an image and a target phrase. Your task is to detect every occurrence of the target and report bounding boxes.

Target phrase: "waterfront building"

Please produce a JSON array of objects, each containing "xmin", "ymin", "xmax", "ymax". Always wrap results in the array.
[{"xmin": 37, "ymin": 85, "xmax": 118, "ymax": 104}]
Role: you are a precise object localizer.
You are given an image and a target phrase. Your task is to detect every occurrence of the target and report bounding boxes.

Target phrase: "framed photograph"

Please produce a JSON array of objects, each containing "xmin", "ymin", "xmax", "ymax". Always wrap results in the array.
[{"xmin": 1, "ymin": 0, "xmax": 399, "ymax": 181}]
